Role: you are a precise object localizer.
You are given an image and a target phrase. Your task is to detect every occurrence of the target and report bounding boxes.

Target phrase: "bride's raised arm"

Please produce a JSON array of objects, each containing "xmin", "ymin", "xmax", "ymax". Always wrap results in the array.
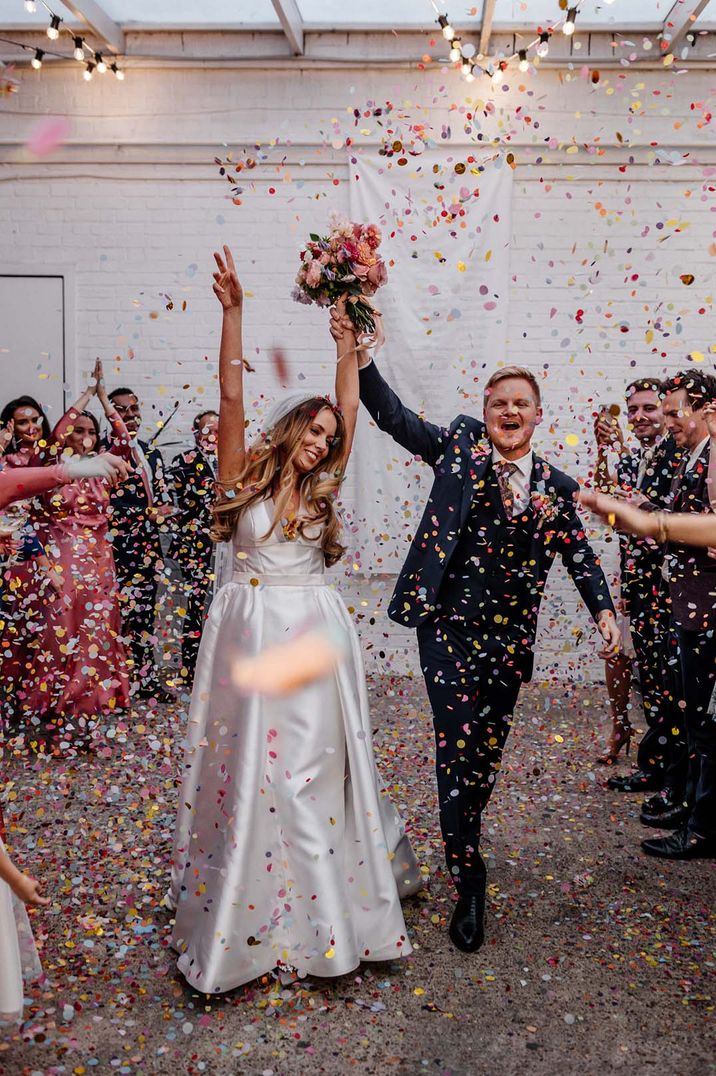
[
  {"xmin": 213, "ymin": 244, "xmax": 246, "ymax": 484},
  {"xmin": 331, "ymin": 296, "xmax": 359, "ymax": 466}
]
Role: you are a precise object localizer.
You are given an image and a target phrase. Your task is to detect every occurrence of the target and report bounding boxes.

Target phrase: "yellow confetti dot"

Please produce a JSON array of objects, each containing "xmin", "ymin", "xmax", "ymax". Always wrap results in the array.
[
  {"xmin": 457, "ymin": 261, "xmax": 466, "ymax": 272},
  {"xmin": 690, "ymin": 351, "xmax": 704, "ymax": 363},
  {"xmin": 565, "ymin": 433, "xmax": 579, "ymax": 446},
  {"xmin": 554, "ymin": 734, "xmax": 564, "ymax": 743},
  {"xmin": 414, "ymin": 987, "xmax": 425, "ymax": 995},
  {"xmin": 456, "ymin": 739, "xmax": 466, "ymax": 749},
  {"xmin": 324, "ymin": 947, "xmax": 335, "ymax": 959}
]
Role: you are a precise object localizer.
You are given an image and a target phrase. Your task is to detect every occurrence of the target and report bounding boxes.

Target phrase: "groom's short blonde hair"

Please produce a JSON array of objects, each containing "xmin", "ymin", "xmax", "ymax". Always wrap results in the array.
[{"xmin": 484, "ymin": 366, "xmax": 541, "ymax": 406}]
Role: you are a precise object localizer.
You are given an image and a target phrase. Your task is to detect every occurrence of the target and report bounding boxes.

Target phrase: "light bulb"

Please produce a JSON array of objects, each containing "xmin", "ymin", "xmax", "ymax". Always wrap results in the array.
[
  {"xmin": 461, "ymin": 58, "xmax": 472, "ymax": 76},
  {"xmin": 84, "ymin": 62, "xmax": 94, "ymax": 81},
  {"xmin": 24, "ymin": 1, "xmax": 37, "ymax": 12},
  {"xmin": 518, "ymin": 49, "xmax": 529, "ymax": 72},
  {"xmin": 95, "ymin": 52, "xmax": 107, "ymax": 73},
  {"xmin": 73, "ymin": 36, "xmax": 84, "ymax": 61},
  {"xmin": 30, "ymin": 48, "xmax": 43, "ymax": 69},
  {"xmin": 111, "ymin": 63, "xmax": 124, "ymax": 80},
  {"xmin": 449, "ymin": 38, "xmax": 461, "ymax": 62},
  {"xmin": 464, "ymin": 67, "xmax": 475, "ymax": 83},
  {"xmin": 537, "ymin": 31, "xmax": 550, "ymax": 58},
  {"xmin": 438, "ymin": 14, "xmax": 455, "ymax": 42},
  {"xmin": 47, "ymin": 14, "xmax": 61, "ymax": 40},
  {"xmin": 563, "ymin": 8, "xmax": 577, "ymax": 36}
]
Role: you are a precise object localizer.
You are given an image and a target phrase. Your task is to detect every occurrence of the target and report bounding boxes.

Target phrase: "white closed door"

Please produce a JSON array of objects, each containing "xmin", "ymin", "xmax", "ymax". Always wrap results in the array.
[{"xmin": 0, "ymin": 274, "xmax": 66, "ymax": 427}]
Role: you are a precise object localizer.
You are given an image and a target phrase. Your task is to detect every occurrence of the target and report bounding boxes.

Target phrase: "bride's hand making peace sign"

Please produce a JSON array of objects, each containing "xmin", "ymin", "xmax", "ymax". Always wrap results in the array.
[{"xmin": 212, "ymin": 244, "xmax": 243, "ymax": 313}]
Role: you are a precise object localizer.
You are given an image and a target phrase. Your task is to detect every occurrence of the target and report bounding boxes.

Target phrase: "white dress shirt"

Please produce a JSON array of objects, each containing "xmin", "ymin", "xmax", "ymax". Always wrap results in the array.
[
  {"xmin": 686, "ymin": 435, "xmax": 709, "ymax": 472},
  {"xmin": 491, "ymin": 446, "xmax": 533, "ymax": 515}
]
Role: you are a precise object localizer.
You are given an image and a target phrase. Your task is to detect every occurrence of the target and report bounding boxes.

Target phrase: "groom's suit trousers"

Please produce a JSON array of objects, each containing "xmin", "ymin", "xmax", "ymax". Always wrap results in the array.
[{"xmin": 417, "ymin": 616, "xmax": 524, "ymax": 896}]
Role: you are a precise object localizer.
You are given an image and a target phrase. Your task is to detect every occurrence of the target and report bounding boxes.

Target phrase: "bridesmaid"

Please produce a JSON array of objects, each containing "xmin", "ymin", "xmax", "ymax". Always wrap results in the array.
[{"xmin": 11, "ymin": 361, "xmax": 132, "ymax": 747}]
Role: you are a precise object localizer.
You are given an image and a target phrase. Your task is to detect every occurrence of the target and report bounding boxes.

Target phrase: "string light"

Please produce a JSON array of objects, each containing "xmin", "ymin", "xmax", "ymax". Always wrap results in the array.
[
  {"xmin": 563, "ymin": 7, "xmax": 577, "ymax": 36},
  {"xmin": 30, "ymin": 47, "xmax": 43, "ymax": 68},
  {"xmin": 73, "ymin": 35, "xmax": 84, "ymax": 61},
  {"xmin": 437, "ymin": 14, "xmax": 455, "ymax": 41},
  {"xmin": 83, "ymin": 60, "xmax": 94, "ymax": 80},
  {"xmin": 460, "ymin": 57, "xmax": 472, "ymax": 77},
  {"xmin": 95, "ymin": 51, "xmax": 107, "ymax": 73},
  {"xmin": 537, "ymin": 30, "xmax": 550, "ymax": 57},
  {"xmin": 518, "ymin": 49, "xmax": 529, "ymax": 72},
  {"xmin": 110, "ymin": 62, "xmax": 124, "ymax": 80},
  {"xmin": 24, "ymin": 1, "xmax": 37, "ymax": 12},
  {"xmin": 449, "ymin": 37, "xmax": 462, "ymax": 62},
  {"xmin": 46, "ymin": 14, "xmax": 61, "ymax": 40}
]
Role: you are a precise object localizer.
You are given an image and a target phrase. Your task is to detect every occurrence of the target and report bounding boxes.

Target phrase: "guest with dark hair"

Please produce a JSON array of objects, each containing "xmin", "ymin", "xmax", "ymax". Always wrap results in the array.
[
  {"xmin": 0, "ymin": 396, "xmax": 52, "ymax": 464},
  {"xmin": 637, "ymin": 370, "xmax": 716, "ymax": 857},
  {"xmin": 4, "ymin": 362, "xmax": 132, "ymax": 749},
  {"xmin": 167, "ymin": 409, "xmax": 218, "ymax": 681},
  {"xmin": 105, "ymin": 385, "xmax": 174, "ymax": 701},
  {"xmin": 594, "ymin": 378, "xmax": 684, "ymax": 801}
]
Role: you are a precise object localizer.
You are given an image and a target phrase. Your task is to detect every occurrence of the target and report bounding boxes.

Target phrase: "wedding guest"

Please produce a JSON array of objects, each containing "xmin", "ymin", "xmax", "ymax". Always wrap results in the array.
[
  {"xmin": 0, "ymin": 831, "xmax": 48, "ymax": 1024},
  {"xmin": 9, "ymin": 362, "xmax": 132, "ymax": 747},
  {"xmin": 106, "ymin": 386, "xmax": 174, "ymax": 701},
  {"xmin": 167, "ymin": 410, "xmax": 218, "ymax": 681},
  {"xmin": 634, "ymin": 371, "xmax": 716, "ymax": 858},
  {"xmin": 581, "ymin": 408, "xmax": 716, "ymax": 863},
  {"xmin": 332, "ymin": 304, "xmax": 620, "ymax": 952},
  {"xmin": 594, "ymin": 380, "xmax": 683, "ymax": 795}
]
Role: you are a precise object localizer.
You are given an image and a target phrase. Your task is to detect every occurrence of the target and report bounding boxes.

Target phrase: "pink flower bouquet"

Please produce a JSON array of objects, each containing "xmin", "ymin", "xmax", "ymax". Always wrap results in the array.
[{"xmin": 292, "ymin": 213, "xmax": 388, "ymax": 336}]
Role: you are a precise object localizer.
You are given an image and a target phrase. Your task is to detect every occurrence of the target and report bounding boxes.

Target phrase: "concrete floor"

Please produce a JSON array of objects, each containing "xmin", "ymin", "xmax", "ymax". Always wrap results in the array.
[{"xmin": 1, "ymin": 678, "xmax": 714, "ymax": 1075}]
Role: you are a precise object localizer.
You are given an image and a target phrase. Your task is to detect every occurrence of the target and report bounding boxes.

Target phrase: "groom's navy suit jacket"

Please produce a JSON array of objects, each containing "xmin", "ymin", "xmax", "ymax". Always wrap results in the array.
[{"xmin": 359, "ymin": 361, "xmax": 615, "ymax": 681}]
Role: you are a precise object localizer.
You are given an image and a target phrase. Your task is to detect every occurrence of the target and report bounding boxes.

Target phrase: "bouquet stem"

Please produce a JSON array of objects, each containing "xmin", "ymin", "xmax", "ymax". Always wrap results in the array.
[{"xmin": 346, "ymin": 298, "xmax": 377, "ymax": 335}]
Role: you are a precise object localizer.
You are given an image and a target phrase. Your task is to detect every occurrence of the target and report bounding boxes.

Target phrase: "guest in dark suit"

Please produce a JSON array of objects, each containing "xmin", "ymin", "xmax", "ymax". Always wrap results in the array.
[
  {"xmin": 168, "ymin": 410, "xmax": 218, "ymax": 680},
  {"xmin": 640, "ymin": 370, "xmax": 716, "ymax": 860},
  {"xmin": 593, "ymin": 380, "xmax": 684, "ymax": 795},
  {"xmin": 106, "ymin": 387, "xmax": 174, "ymax": 702},
  {"xmin": 331, "ymin": 314, "xmax": 620, "ymax": 952}
]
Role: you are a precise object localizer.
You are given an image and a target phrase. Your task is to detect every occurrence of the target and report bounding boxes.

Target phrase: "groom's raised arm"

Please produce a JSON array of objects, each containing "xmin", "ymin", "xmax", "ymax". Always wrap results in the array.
[{"xmin": 358, "ymin": 358, "xmax": 448, "ymax": 468}]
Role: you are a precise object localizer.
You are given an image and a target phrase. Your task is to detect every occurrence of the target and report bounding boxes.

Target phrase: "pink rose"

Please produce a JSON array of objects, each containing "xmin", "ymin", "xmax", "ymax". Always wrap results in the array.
[
  {"xmin": 305, "ymin": 260, "xmax": 323, "ymax": 288},
  {"xmin": 366, "ymin": 260, "xmax": 388, "ymax": 288},
  {"xmin": 351, "ymin": 262, "xmax": 370, "ymax": 280},
  {"xmin": 318, "ymin": 251, "xmax": 331, "ymax": 266}
]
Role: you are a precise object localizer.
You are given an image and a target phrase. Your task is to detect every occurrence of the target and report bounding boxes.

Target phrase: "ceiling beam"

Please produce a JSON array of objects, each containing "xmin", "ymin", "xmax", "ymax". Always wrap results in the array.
[
  {"xmin": 661, "ymin": 0, "xmax": 711, "ymax": 51},
  {"xmin": 59, "ymin": 0, "xmax": 125, "ymax": 55},
  {"xmin": 478, "ymin": 0, "xmax": 497, "ymax": 58},
  {"xmin": 271, "ymin": 0, "xmax": 304, "ymax": 55}
]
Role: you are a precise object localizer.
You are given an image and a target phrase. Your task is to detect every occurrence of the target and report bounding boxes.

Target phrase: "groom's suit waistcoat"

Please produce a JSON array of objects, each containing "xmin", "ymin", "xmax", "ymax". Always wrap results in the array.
[{"xmin": 359, "ymin": 361, "xmax": 614, "ymax": 680}]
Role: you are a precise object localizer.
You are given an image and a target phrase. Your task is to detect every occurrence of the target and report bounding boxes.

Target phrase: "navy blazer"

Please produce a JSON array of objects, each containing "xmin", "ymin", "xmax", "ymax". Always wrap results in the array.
[{"xmin": 359, "ymin": 361, "xmax": 615, "ymax": 659}]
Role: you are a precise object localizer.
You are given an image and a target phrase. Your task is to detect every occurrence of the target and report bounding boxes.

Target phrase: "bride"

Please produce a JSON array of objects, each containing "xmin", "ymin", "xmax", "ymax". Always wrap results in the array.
[{"xmin": 165, "ymin": 244, "xmax": 421, "ymax": 993}]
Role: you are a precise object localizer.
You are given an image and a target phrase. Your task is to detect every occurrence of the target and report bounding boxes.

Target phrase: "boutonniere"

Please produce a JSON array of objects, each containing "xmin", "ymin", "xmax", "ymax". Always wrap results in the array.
[
  {"xmin": 470, "ymin": 438, "xmax": 491, "ymax": 463},
  {"xmin": 531, "ymin": 481, "xmax": 560, "ymax": 525}
]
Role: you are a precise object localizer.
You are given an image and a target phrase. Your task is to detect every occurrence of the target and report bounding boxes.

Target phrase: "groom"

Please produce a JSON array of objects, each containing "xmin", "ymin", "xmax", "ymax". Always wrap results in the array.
[{"xmin": 338, "ymin": 331, "xmax": 620, "ymax": 952}]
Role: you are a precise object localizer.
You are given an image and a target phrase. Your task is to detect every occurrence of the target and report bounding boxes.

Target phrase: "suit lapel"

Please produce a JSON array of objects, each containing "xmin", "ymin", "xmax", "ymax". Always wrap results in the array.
[{"xmin": 460, "ymin": 439, "xmax": 495, "ymax": 526}]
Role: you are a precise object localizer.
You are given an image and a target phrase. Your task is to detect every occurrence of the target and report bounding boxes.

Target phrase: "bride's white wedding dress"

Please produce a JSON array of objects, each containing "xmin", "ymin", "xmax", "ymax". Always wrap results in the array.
[{"xmin": 166, "ymin": 499, "xmax": 421, "ymax": 993}]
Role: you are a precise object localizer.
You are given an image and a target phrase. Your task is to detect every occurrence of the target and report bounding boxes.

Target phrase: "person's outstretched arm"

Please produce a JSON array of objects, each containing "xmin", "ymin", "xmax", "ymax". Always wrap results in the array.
[
  {"xmin": 579, "ymin": 488, "xmax": 716, "ymax": 549},
  {"xmin": 331, "ymin": 297, "xmax": 359, "ymax": 465},
  {"xmin": 329, "ymin": 308, "xmax": 447, "ymax": 467},
  {"xmin": 0, "ymin": 455, "xmax": 130, "ymax": 510},
  {"xmin": 0, "ymin": 844, "xmax": 50, "ymax": 907},
  {"xmin": 213, "ymin": 244, "xmax": 246, "ymax": 485}
]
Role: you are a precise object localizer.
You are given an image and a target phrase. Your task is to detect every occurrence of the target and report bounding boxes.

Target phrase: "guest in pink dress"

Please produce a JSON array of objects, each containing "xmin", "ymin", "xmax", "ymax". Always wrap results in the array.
[{"xmin": 12, "ymin": 363, "xmax": 133, "ymax": 745}]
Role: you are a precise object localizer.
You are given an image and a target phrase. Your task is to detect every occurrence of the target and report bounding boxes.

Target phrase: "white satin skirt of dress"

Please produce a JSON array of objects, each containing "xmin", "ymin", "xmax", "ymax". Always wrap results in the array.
[
  {"xmin": 166, "ymin": 500, "xmax": 422, "ymax": 994},
  {"xmin": 0, "ymin": 838, "xmax": 43, "ymax": 1025}
]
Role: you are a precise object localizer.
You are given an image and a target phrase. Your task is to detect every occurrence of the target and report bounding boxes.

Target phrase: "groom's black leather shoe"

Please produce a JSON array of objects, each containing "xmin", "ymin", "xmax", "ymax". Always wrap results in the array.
[
  {"xmin": 449, "ymin": 895, "xmax": 485, "ymax": 953},
  {"xmin": 642, "ymin": 827, "xmax": 716, "ymax": 860},
  {"xmin": 606, "ymin": 769, "xmax": 662, "ymax": 793},
  {"xmin": 640, "ymin": 790, "xmax": 690, "ymax": 830}
]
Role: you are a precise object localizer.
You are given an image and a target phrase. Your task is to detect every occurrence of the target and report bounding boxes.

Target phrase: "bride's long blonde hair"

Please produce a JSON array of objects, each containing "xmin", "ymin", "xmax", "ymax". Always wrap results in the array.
[{"xmin": 211, "ymin": 396, "xmax": 347, "ymax": 567}]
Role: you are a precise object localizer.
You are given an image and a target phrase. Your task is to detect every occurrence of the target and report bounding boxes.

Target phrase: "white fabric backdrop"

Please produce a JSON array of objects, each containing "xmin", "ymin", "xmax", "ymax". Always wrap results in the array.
[{"xmin": 347, "ymin": 150, "xmax": 514, "ymax": 573}]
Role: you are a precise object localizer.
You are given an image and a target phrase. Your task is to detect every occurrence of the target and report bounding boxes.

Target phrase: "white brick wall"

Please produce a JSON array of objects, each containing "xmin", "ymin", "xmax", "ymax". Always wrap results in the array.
[{"xmin": 1, "ymin": 61, "xmax": 714, "ymax": 680}]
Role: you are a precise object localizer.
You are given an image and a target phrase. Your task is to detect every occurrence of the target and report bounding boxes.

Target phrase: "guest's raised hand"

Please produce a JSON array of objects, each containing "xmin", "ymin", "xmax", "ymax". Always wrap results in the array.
[
  {"xmin": 0, "ymin": 418, "xmax": 14, "ymax": 455},
  {"xmin": 213, "ymin": 244, "xmax": 243, "ymax": 312},
  {"xmin": 0, "ymin": 526, "xmax": 17, "ymax": 558},
  {"xmin": 704, "ymin": 400, "xmax": 716, "ymax": 439}
]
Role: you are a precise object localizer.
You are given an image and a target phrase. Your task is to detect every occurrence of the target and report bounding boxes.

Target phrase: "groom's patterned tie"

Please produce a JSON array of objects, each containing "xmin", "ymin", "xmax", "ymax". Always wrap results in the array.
[{"xmin": 494, "ymin": 460, "xmax": 518, "ymax": 518}]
